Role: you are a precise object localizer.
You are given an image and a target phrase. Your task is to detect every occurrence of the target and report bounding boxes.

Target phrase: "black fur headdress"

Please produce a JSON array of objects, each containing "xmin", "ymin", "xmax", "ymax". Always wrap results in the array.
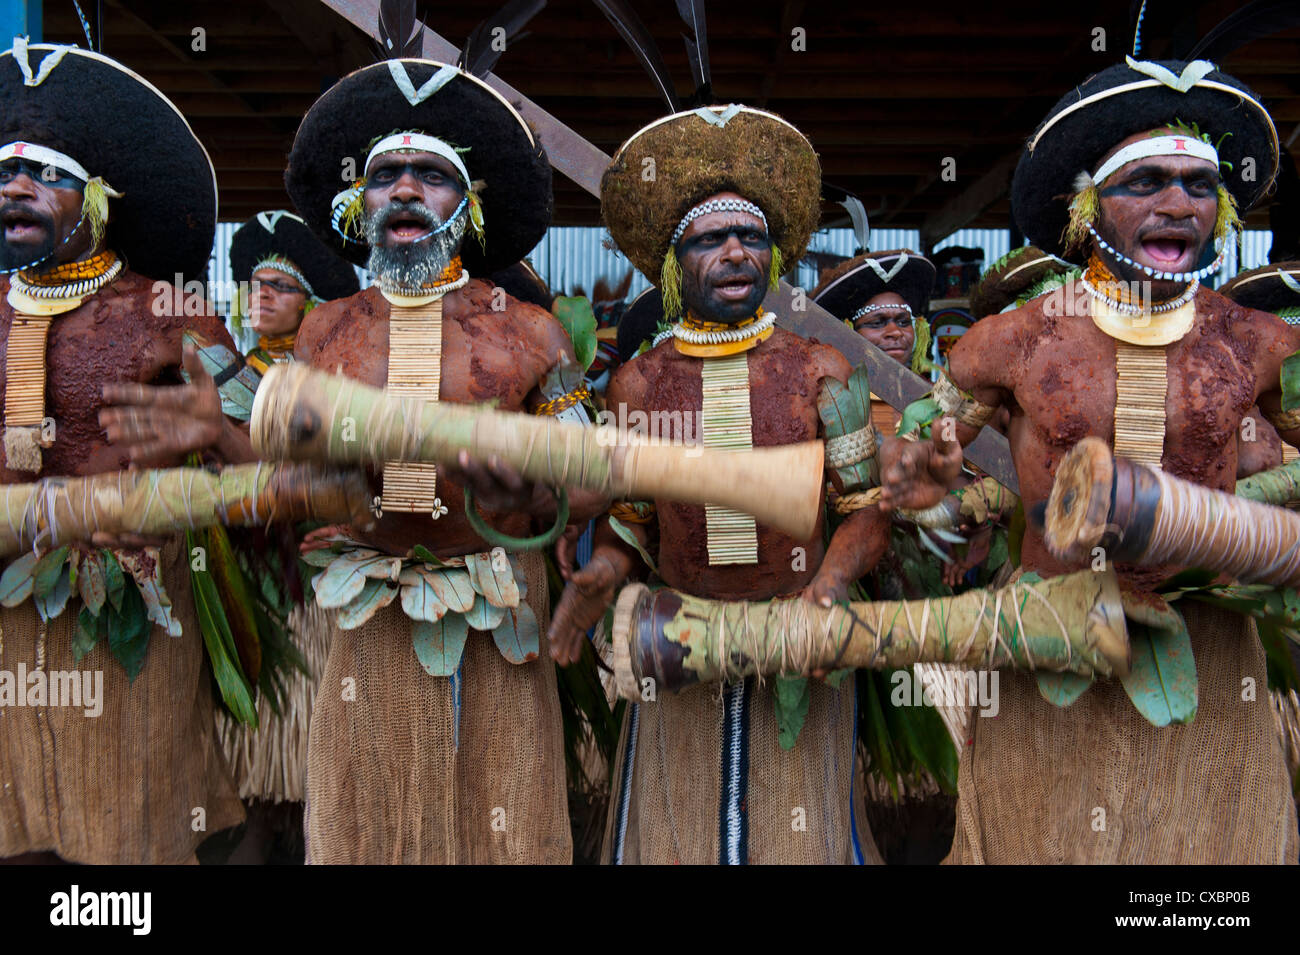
[{"xmin": 0, "ymin": 42, "xmax": 217, "ymax": 282}]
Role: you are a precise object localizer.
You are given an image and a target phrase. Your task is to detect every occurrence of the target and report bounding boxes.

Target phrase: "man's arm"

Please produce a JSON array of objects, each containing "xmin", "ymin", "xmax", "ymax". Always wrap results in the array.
[
  {"xmin": 878, "ymin": 312, "xmax": 1019, "ymax": 512},
  {"xmin": 547, "ymin": 364, "xmax": 648, "ymax": 664},
  {"xmin": 1251, "ymin": 311, "xmax": 1300, "ymax": 449},
  {"xmin": 449, "ymin": 303, "xmax": 609, "ymax": 523}
]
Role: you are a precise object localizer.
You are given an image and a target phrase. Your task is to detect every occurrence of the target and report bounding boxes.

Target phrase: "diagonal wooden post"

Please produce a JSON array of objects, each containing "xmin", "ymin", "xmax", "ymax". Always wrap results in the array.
[{"xmin": 316, "ymin": 0, "xmax": 1018, "ymax": 493}]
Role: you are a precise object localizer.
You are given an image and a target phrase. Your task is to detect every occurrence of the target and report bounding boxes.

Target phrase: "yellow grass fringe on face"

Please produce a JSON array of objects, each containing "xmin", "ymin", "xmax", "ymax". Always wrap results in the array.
[
  {"xmin": 81, "ymin": 177, "xmax": 113, "ymax": 251},
  {"xmin": 1064, "ymin": 182, "xmax": 1098, "ymax": 255},
  {"xmin": 661, "ymin": 247, "xmax": 683, "ymax": 318}
]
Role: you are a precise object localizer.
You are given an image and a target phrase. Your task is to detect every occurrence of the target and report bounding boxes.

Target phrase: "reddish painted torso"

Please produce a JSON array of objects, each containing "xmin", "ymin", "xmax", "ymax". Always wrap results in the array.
[
  {"xmin": 951, "ymin": 284, "xmax": 1299, "ymax": 589},
  {"xmin": 606, "ymin": 327, "xmax": 846, "ymax": 601},
  {"xmin": 296, "ymin": 281, "xmax": 572, "ymax": 558},
  {"xmin": 0, "ymin": 271, "xmax": 234, "ymax": 482}
]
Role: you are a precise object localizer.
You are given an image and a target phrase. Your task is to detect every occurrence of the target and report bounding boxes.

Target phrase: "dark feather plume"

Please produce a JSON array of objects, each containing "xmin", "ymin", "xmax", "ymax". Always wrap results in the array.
[
  {"xmin": 377, "ymin": 0, "xmax": 424, "ymax": 59},
  {"xmin": 1185, "ymin": 0, "xmax": 1300, "ymax": 61},
  {"xmin": 675, "ymin": 0, "xmax": 711, "ymax": 104},
  {"xmin": 459, "ymin": 0, "xmax": 548, "ymax": 78},
  {"xmin": 591, "ymin": 0, "xmax": 680, "ymax": 111}
]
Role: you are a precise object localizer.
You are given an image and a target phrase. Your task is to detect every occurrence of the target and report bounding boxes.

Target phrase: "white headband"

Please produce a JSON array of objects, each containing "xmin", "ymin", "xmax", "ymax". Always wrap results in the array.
[
  {"xmin": 252, "ymin": 256, "xmax": 315, "ymax": 298},
  {"xmin": 1091, "ymin": 134, "xmax": 1218, "ymax": 187},
  {"xmin": 364, "ymin": 132, "xmax": 469, "ymax": 186},
  {"xmin": 671, "ymin": 197, "xmax": 768, "ymax": 245},
  {"xmin": 0, "ymin": 141, "xmax": 89, "ymax": 182}
]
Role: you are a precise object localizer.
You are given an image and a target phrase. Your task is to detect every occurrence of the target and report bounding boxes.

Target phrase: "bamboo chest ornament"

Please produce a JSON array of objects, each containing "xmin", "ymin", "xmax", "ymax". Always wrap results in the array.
[
  {"xmin": 1112, "ymin": 342, "xmax": 1167, "ymax": 469},
  {"xmin": 249, "ymin": 363, "xmax": 825, "ymax": 541},
  {"xmin": 2, "ymin": 257, "xmax": 123, "ymax": 473},
  {"xmin": 378, "ymin": 260, "xmax": 467, "ymax": 516},
  {"xmin": 700, "ymin": 351, "xmax": 758, "ymax": 564},
  {"xmin": 609, "ymin": 569, "xmax": 1131, "ymax": 697}
]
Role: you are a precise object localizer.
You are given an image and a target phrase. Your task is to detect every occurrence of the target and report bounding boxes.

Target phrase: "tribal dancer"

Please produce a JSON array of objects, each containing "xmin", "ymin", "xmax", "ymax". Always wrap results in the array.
[
  {"xmin": 232, "ymin": 210, "xmax": 359, "ymax": 377},
  {"xmin": 281, "ymin": 45, "xmax": 601, "ymax": 862},
  {"xmin": 549, "ymin": 105, "xmax": 885, "ymax": 864},
  {"xmin": 0, "ymin": 41, "xmax": 246, "ymax": 863},
  {"xmin": 878, "ymin": 55, "xmax": 1299, "ymax": 863},
  {"xmin": 215, "ymin": 211, "xmax": 360, "ymax": 861}
]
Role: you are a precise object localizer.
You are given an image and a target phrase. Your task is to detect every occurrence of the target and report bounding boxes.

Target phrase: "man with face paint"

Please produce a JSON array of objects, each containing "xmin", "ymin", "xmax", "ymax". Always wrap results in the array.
[
  {"xmin": 274, "ymin": 56, "xmax": 604, "ymax": 864},
  {"xmin": 549, "ymin": 105, "xmax": 887, "ymax": 865},
  {"xmin": 813, "ymin": 250, "xmax": 936, "ymax": 436},
  {"xmin": 229, "ymin": 210, "xmax": 359, "ymax": 375},
  {"xmin": 0, "ymin": 42, "xmax": 248, "ymax": 863},
  {"xmin": 877, "ymin": 58, "xmax": 1300, "ymax": 863}
]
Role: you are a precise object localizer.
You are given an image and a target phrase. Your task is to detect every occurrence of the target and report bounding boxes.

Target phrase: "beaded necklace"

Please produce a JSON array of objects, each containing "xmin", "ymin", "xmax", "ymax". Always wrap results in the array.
[
  {"xmin": 653, "ymin": 310, "xmax": 775, "ymax": 357},
  {"xmin": 11, "ymin": 250, "xmax": 122, "ymax": 300},
  {"xmin": 376, "ymin": 255, "xmax": 469, "ymax": 300}
]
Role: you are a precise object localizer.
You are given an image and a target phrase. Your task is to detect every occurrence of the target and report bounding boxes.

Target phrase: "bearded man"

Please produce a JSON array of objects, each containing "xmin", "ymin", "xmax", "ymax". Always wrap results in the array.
[
  {"xmin": 549, "ymin": 105, "xmax": 886, "ymax": 865},
  {"xmin": 278, "ymin": 56, "xmax": 604, "ymax": 864},
  {"xmin": 878, "ymin": 58, "xmax": 1300, "ymax": 863},
  {"xmin": 0, "ymin": 41, "xmax": 248, "ymax": 863}
]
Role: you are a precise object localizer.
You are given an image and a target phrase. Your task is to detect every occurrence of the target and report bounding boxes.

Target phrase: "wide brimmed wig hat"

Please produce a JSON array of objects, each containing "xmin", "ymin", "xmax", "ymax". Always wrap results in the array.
[
  {"xmin": 811, "ymin": 250, "xmax": 936, "ymax": 319},
  {"xmin": 1012, "ymin": 58, "xmax": 1278, "ymax": 257},
  {"xmin": 285, "ymin": 58, "xmax": 552, "ymax": 275},
  {"xmin": 230, "ymin": 210, "xmax": 359, "ymax": 301},
  {"xmin": 0, "ymin": 40, "xmax": 217, "ymax": 282},
  {"xmin": 1220, "ymin": 261, "xmax": 1300, "ymax": 320},
  {"xmin": 601, "ymin": 106, "xmax": 821, "ymax": 283}
]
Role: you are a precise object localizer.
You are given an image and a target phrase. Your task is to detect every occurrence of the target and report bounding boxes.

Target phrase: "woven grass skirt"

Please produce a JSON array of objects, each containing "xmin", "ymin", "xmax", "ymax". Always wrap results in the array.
[
  {"xmin": 304, "ymin": 551, "xmax": 571, "ymax": 864},
  {"xmin": 602, "ymin": 670, "xmax": 882, "ymax": 864},
  {"xmin": 0, "ymin": 538, "xmax": 244, "ymax": 863},
  {"xmin": 947, "ymin": 600, "xmax": 1298, "ymax": 864}
]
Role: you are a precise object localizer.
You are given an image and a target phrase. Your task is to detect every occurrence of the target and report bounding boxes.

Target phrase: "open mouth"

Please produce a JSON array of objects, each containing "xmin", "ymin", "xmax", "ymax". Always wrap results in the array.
[
  {"xmin": 713, "ymin": 275, "xmax": 756, "ymax": 301},
  {"xmin": 1, "ymin": 210, "xmax": 43, "ymax": 241},
  {"xmin": 385, "ymin": 211, "xmax": 433, "ymax": 242},
  {"xmin": 1137, "ymin": 233, "xmax": 1196, "ymax": 272}
]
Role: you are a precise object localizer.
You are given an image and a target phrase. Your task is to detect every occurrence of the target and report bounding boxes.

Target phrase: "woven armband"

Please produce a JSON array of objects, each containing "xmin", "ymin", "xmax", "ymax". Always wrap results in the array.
[
  {"xmin": 535, "ymin": 355, "xmax": 594, "ymax": 426},
  {"xmin": 932, "ymin": 374, "xmax": 996, "ymax": 429},
  {"xmin": 818, "ymin": 364, "xmax": 878, "ymax": 494},
  {"xmin": 824, "ymin": 424, "xmax": 877, "ymax": 470}
]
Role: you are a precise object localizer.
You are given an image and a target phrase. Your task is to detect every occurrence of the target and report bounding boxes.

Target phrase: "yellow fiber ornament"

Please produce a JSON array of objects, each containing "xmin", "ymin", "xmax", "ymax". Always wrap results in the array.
[
  {"xmin": 1214, "ymin": 185, "xmax": 1241, "ymax": 246},
  {"xmin": 660, "ymin": 247, "xmax": 684, "ymax": 318},
  {"xmin": 81, "ymin": 176, "xmax": 120, "ymax": 250},
  {"xmin": 467, "ymin": 190, "xmax": 486, "ymax": 249},
  {"xmin": 338, "ymin": 181, "xmax": 367, "ymax": 240},
  {"xmin": 1064, "ymin": 182, "xmax": 1099, "ymax": 255}
]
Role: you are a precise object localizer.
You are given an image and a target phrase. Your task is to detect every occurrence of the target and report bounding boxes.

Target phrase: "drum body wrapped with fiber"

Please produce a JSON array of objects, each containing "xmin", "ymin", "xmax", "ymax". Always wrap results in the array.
[{"xmin": 611, "ymin": 570, "xmax": 1130, "ymax": 698}]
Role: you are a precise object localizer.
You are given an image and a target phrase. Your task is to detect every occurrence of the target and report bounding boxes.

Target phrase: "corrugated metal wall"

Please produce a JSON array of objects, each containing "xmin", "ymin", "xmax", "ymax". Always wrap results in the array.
[{"xmin": 206, "ymin": 223, "xmax": 1276, "ymax": 347}]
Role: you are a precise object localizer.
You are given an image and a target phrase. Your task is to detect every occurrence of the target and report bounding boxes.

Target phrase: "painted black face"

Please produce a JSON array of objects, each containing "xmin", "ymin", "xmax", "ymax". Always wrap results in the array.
[
  {"xmin": 0, "ymin": 160, "xmax": 86, "ymax": 272},
  {"xmin": 677, "ymin": 216, "xmax": 773, "ymax": 324}
]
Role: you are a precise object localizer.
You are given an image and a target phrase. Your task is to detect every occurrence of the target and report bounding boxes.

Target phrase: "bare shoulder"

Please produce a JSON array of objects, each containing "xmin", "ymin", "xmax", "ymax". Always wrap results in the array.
[
  {"xmin": 950, "ymin": 296, "xmax": 1045, "ymax": 390},
  {"xmin": 295, "ymin": 292, "xmax": 357, "ymax": 362},
  {"xmin": 807, "ymin": 338, "xmax": 852, "ymax": 385},
  {"xmin": 452, "ymin": 279, "xmax": 574, "ymax": 362},
  {"xmin": 117, "ymin": 271, "xmax": 236, "ymax": 352},
  {"xmin": 607, "ymin": 345, "xmax": 666, "ymax": 409}
]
